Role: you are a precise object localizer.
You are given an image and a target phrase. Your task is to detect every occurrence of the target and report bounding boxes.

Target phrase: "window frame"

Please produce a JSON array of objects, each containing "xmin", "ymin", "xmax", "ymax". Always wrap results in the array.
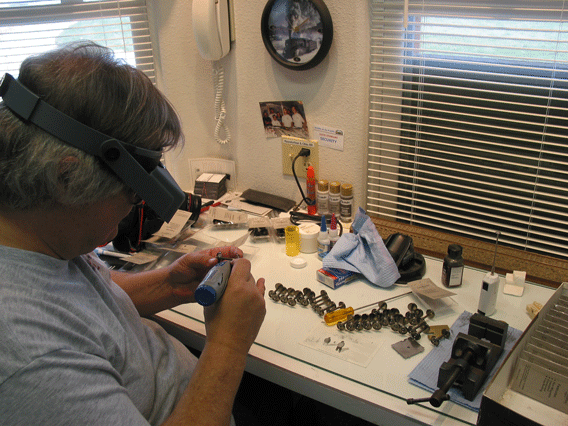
[
  {"xmin": 366, "ymin": 0, "xmax": 568, "ymax": 287},
  {"xmin": 0, "ymin": 0, "xmax": 155, "ymax": 80}
]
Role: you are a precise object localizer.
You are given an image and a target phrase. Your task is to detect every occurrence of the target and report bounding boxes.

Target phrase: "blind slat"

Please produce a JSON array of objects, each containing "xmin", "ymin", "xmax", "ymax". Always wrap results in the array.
[
  {"xmin": 0, "ymin": 0, "xmax": 154, "ymax": 82},
  {"xmin": 366, "ymin": 0, "xmax": 568, "ymax": 259}
]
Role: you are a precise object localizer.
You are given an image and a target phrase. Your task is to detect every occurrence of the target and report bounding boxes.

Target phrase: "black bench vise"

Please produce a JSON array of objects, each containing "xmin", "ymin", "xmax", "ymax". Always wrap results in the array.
[{"xmin": 407, "ymin": 313, "xmax": 508, "ymax": 407}]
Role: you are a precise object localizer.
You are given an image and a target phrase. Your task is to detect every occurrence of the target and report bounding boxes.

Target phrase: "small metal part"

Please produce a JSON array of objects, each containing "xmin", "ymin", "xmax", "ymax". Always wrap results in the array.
[
  {"xmin": 279, "ymin": 287, "xmax": 296, "ymax": 303},
  {"xmin": 410, "ymin": 322, "xmax": 431, "ymax": 341},
  {"xmin": 311, "ymin": 296, "xmax": 331, "ymax": 311},
  {"xmin": 372, "ymin": 320, "xmax": 382, "ymax": 330},
  {"xmin": 337, "ymin": 321, "xmax": 346, "ymax": 331},
  {"xmin": 336, "ymin": 341, "xmax": 345, "ymax": 352},
  {"xmin": 291, "ymin": 289, "xmax": 303, "ymax": 299},
  {"xmin": 303, "ymin": 287, "xmax": 315, "ymax": 298},
  {"xmin": 410, "ymin": 309, "xmax": 434, "ymax": 326},
  {"xmin": 309, "ymin": 290, "xmax": 328, "ymax": 305},
  {"xmin": 429, "ymin": 328, "xmax": 451, "ymax": 346},
  {"xmin": 426, "ymin": 324, "xmax": 450, "ymax": 339},
  {"xmin": 392, "ymin": 338, "xmax": 424, "ymax": 359},
  {"xmin": 324, "ymin": 337, "xmax": 331, "ymax": 344},
  {"xmin": 268, "ymin": 283, "xmax": 285, "ymax": 301},
  {"xmin": 249, "ymin": 227, "xmax": 269, "ymax": 237},
  {"xmin": 322, "ymin": 302, "xmax": 337, "ymax": 315},
  {"xmin": 215, "ymin": 252, "xmax": 235, "ymax": 262}
]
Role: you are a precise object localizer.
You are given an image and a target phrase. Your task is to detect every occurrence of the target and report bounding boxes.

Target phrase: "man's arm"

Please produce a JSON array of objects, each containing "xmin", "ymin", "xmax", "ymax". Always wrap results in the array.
[
  {"xmin": 110, "ymin": 246, "xmax": 243, "ymax": 317},
  {"xmin": 162, "ymin": 258, "xmax": 266, "ymax": 426}
]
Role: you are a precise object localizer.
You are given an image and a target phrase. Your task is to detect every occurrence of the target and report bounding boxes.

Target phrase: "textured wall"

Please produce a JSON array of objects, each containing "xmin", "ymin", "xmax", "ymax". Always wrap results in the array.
[{"xmin": 151, "ymin": 0, "xmax": 371, "ymax": 210}]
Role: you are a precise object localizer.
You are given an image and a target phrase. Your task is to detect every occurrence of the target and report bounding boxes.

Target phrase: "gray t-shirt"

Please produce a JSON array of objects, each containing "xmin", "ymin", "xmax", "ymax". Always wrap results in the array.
[{"xmin": 0, "ymin": 245, "xmax": 197, "ymax": 425}]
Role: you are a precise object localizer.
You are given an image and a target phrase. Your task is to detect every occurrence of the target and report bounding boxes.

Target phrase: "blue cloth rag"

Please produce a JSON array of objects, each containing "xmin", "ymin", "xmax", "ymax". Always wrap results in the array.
[{"xmin": 322, "ymin": 207, "xmax": 400, "ymax": 287}]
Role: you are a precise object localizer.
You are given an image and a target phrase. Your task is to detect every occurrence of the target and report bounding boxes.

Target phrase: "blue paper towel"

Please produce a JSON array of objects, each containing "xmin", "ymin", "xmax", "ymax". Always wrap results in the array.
[{"xmin": 322, "ymin": 208, "xmax": 400, "ymax": 287}]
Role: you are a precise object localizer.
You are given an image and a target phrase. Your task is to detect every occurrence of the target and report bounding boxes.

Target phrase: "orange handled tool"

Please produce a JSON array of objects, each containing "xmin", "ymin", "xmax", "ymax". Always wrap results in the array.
[{"xmin": 324, "ymin": 291, "xmax": 413, "ymax": 326}]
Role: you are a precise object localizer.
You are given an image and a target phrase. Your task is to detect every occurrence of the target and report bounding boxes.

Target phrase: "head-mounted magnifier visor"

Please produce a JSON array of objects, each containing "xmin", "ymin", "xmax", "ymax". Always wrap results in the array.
[{"xmin": 0, "ymin": 73, "xmax": 185, "ymax": 222}]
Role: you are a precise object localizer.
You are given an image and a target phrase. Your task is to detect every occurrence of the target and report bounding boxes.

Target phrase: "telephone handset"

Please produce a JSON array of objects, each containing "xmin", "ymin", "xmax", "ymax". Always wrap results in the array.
[{"xmin": 192, "ymin": 0, "xmax": 231, "ymax": 61}]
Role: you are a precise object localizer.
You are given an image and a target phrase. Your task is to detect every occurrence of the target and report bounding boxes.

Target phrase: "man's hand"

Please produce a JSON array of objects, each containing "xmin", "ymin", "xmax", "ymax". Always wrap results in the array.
[
  {"xmin": 204, "ymin": 257, "xmax": 266, "ymax": 354},
  {"xmin": 167, "ymin": 246, "xmax": 243, "ymax": 303}
]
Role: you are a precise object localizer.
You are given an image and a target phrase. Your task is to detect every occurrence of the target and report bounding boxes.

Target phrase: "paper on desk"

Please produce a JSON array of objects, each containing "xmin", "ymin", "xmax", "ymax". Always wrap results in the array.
[
  {"xmin": 152, "ymin": 210, "xmax": 192, "ymax": 239},
  {"xmin": 217, "ymin": 192, "xmax": 272, "ymax": 216},
  {"xmin": 301, "ymin": 323, "xmax": 383, "ymax": 367},
  {"xmin": 125, "ymin": 251, "xmax": 162, "ymax": 265},
  {"xmin": 407, "ymin": 311, "xmax": 522, "ymax": 412},
  {"xmin": 409, "ymin": 278, "xmax": 457, "ymax": 315}
]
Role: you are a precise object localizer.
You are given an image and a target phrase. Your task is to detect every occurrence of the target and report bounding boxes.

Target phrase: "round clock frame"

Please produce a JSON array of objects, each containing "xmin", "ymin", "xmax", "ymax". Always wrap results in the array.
[{"xmin": 261, "ymin": 0, "xmax": 333, "ymax": 71}]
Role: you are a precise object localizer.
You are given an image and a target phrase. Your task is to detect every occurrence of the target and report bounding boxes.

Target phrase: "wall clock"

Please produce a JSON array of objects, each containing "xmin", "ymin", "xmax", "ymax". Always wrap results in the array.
[{"xmin": 261, "ymin": 0, "xmax": 333, "ymax": 71}]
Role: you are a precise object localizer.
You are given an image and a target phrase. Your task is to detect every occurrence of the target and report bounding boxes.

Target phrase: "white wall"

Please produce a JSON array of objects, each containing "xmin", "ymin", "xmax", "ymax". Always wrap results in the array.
[{"xmin": 150, "ymin": 0, "xmax": 371, "ymax": 211}]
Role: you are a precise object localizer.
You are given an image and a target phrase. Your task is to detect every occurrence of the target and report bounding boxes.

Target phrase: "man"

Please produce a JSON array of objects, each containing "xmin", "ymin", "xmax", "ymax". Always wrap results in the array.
[
  {"xmin": 291, "ymin": 105, "xmax": 306, "ymax": 130},
  {"xmin": 0, "ymin": 42, "xmax": 266, "ymax": 425},
  {"xmin": 281, "ymin": 108, "xmax": 293, "ymax": 129}
]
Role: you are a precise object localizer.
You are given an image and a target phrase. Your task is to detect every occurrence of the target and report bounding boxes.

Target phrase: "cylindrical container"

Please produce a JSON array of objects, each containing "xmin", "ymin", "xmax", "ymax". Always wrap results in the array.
[
  {"xmin": 329, "ymin": 181, "xmax": 341, "ymax": 215},
  {"xmin": 340, "ymin": 183, "xmax": 354, "ymax": 222},
  {"xmin": 317, "ymin": 215, "xmax": 330, "ymax": 260},
  {"xmin": 298, "ymin": 222, "xmax": 319, "ymax": 253},
  {"xmin": 441, "ymin": 244, "xmax": 464, "ymax": 287},
  {"xmin": 306, "ymin": 166, "xmax": 317, "ymax": 215},
  {"xmin": 285, "ymin": 226, "xmax": 300, "ymax": 256},
  {"xmin": 329, "ymin": 213, "xmax": 339, "ymax": 250},
  {"xmin": 316, "ymin": 179, "xmax": 330, "ymax": 215}
]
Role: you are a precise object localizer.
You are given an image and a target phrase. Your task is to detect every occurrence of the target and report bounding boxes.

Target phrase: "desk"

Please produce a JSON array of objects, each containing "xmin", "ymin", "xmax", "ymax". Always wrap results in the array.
[{"xmin": 155, "ymin": 234, "xmax": 555, "ymax": 426}]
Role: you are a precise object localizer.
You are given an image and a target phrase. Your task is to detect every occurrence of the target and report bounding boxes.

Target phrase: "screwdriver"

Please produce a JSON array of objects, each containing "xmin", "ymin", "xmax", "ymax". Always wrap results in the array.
[{"xmin": 324, "ymin": 291, "xmax": 413, "ymax": 326}]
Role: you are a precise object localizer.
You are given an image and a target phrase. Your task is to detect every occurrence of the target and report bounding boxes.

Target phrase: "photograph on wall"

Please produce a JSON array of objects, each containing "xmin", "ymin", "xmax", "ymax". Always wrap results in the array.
[{"xmin": 259, "ymin": 100, "xmax": 309, "ymax": 139}]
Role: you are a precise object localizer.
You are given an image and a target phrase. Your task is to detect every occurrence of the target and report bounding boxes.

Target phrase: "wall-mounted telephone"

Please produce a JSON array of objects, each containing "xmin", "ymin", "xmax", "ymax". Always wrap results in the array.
[
  {"xmin": 192, "ymin": 0, "xmax": 231, "ymax": 61},
  {"xmin": 192, "ymin": 0, "xmax": 232, "ymax": 144}
]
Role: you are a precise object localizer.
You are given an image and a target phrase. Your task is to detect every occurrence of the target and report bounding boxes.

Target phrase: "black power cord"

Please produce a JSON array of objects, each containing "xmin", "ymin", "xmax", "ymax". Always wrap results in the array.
[
  {"xmin": 290, "ymin": 149, "xmax": 344, "ymax": 235},
  {"xmin": 292, "ymin": 148, "xmax": 316, "ymax": 208}
]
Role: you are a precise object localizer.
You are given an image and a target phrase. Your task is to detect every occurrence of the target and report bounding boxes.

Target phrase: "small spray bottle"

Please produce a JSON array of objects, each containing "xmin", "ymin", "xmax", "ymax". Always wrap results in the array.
[
  {"xmin": 329, "ymin": 213, "xmax": 339, "ymax": 250},
  {"xmin": 317, "ymin": 215, "xmax": 330, "ymax": 260},
  {"xmin": 478, "ymin": 231, "xmax": 501, "ymax": 316}
]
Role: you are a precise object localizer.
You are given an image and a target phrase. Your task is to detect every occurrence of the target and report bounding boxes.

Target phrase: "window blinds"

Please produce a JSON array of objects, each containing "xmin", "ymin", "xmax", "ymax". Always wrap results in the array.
[
  {"xmin": 0, "ymin": 0, "xmax": 154, "ymax": 81},
  {"xmin": 366, "ymin": 0, "xmax": 568, "ymax": 259}
]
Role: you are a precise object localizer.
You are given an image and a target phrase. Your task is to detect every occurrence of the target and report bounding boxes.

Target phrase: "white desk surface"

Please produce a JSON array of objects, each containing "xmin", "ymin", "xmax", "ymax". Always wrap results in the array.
[{"xmin": 155, "ymin": 232, "xmax": 556, "ymax": 426}]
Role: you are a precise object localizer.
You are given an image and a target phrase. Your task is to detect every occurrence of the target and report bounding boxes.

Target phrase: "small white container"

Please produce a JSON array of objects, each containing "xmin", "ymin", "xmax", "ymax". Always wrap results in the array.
[{"xmin": 299, "ymin": 223, "xmax": 319, "ymax": 253}]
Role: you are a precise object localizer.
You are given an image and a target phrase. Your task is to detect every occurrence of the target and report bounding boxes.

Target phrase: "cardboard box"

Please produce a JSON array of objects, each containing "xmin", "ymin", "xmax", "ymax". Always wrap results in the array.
[
  {"xmin": 316, "ymin": 267, "xmax": 359, "ymax": 289},
  {"xmin": 477, "ymin": 282, "xmax": 568, "ymax": 426}
]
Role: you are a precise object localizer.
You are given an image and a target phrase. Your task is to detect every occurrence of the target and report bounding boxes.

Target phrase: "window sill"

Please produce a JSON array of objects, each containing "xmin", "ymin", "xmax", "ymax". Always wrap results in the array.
[{"xmin": 371, "ymin": 217, "xmax": 567, "ymax": 289}]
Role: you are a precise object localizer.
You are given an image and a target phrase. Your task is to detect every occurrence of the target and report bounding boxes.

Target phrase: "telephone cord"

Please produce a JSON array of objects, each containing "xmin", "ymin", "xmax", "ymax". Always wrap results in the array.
[{"xmin": 213, "ymin": 65, "xmax": 230, "ymax": 144}]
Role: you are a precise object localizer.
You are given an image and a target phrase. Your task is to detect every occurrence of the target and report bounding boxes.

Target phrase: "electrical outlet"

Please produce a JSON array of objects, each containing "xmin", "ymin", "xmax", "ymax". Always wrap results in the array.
[{"xmin": 281, "ymin": 136, "xmax": 319, "ymax": 178}]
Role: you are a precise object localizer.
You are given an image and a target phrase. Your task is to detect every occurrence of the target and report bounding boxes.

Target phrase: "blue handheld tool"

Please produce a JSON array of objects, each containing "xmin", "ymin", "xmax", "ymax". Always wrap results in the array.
[{"xmin": 194, "ymin": 260, "xmax": 232, "ymax": 306}]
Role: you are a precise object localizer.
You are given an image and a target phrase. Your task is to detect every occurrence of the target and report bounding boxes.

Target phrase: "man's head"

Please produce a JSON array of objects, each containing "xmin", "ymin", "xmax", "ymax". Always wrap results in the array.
[{"xmin": 0, "ymin": 41, "xmax": 184, "ymax": 212}]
